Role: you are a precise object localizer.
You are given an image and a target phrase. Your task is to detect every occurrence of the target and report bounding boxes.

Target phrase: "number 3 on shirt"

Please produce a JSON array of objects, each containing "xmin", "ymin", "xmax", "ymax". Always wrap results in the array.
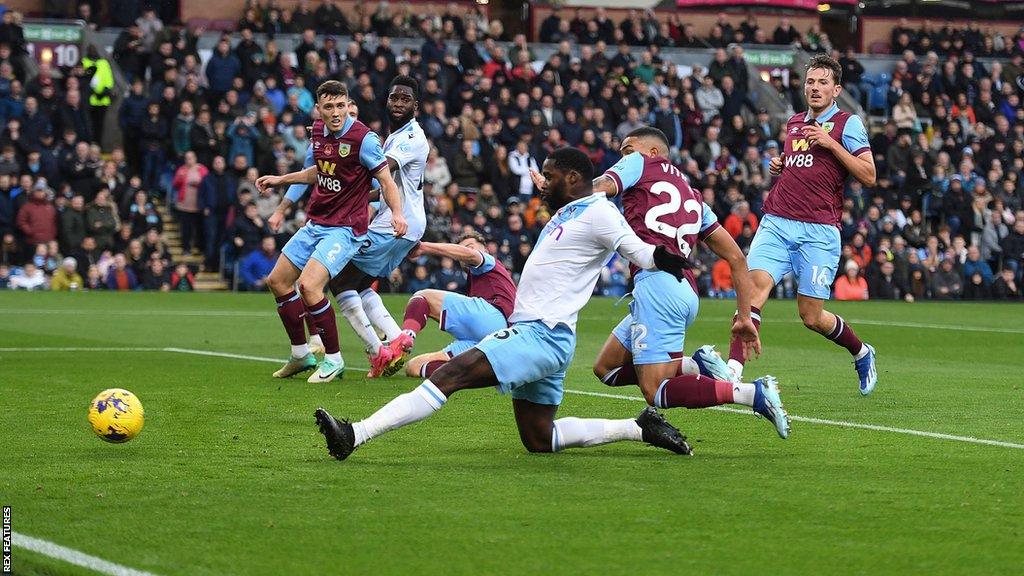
[{"xmin": 644, "ymin": 181, "xmax": 702, "ymax": 257}]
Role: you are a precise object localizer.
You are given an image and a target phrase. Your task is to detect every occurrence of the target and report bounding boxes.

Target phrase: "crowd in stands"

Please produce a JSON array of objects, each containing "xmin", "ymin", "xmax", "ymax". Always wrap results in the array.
[{"xmin": 0, "ymin": 4, "xmax": 1021, "ymax": 301}]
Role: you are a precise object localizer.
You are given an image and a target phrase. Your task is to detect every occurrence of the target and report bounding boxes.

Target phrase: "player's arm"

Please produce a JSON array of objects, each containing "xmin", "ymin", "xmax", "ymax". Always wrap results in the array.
[
  {"xmin": 593, "ymin": 203, "xmax": 689, "ymax": 278},
  {"xmin": 595, "ymin": 152, "xmax": 644, "ymax": 198},
  {"xmin": 363, "ymin": 132, "xmax": 407, "ymax": 236},
  {"xmin": 703, "ymin": 227, "xmax": 762, "ymax": 359},
  {"xmin": 374, "ymin": 165, "xmax": 407, "ymax": 236},
  {"xmin": 803, "ymin": 116, "xmax": 876, "ymax": 186},
  {"xmin": 414, "ymin": 241, "xmax": 485, "ymax": 268}
]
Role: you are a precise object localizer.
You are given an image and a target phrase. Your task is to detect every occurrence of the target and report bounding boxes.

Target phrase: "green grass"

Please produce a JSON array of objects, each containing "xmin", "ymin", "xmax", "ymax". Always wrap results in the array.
[{"xmin": 2, "ymin": 292, "xmax": 1023, "ymax": 576}]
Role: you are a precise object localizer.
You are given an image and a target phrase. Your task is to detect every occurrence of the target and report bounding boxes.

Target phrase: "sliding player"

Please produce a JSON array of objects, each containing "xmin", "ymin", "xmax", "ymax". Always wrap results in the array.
[{"xmin": 314, "ymin": 148, "xmax": 696, "ymax": 459}]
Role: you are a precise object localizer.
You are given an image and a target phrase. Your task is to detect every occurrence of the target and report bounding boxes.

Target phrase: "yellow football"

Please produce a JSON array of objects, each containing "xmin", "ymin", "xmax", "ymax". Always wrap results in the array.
[{"xmin": 88, "ymin": 389, "xmax": 145, "ymax": 443}]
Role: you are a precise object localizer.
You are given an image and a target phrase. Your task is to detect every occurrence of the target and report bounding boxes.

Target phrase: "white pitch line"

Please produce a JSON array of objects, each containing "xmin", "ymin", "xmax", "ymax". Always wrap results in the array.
[
  {"xmin": 4, "ymin": 308, "xmax": 1024, "ymax": 334},
  {"xmin": 564, "ymin": 389, "xmax": 1024, "ymax": 450},
  {"xmin": 7, "ymin": 346, "xmax": 1024, "ymax": 449},
  {"xmin": 0, "ymin": 347, "xmax": 165, "ymax": 352},
  {"xmin": 162, "ymin": 347, "xmax": 370, "ymax": 372},
  {"xmin": 13, "ymin": 532, "xmax": 160, "ymax": 576}
]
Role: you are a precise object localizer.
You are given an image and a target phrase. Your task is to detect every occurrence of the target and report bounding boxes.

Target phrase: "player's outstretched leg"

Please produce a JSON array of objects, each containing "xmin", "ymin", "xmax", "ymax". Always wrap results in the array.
[
  {"xmin": 405, "ymin": 351, "xmax": 450, "ymax": 378},
  {"xmin": 798, "ymin": 296, "xmax": 877, "ymax": 395},
  {"xmin": 391, "ymin": 290, "xmax": 444, "ymax": 368},
  {"xmin": 648, "ymin": 372, "xmax": 790, "ymax": 439},
  {"xmin": 314, "ymin": 349, "xmax": 499, "ymax": 461},
  {"xmin": 513, "ymin": 399, "xmax": 692, "ymax": 456}
]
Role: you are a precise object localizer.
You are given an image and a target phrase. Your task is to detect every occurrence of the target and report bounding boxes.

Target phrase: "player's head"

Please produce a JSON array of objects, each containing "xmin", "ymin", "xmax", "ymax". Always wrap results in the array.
[
  {"xmin": 387, "ymin": 75, "xmax": 419, "ymax": 128},
  {"xmin": 348, "ymin": 101, "xmax": 359, "ymax": 118},
  {"xmin": 457, "ymin": 230, "xmax": 486, "ymax": 253},
  {"xmin": 540, "ymin": 147, "xmax": 595, "ymax": 211},
  {"xmin": 621, "ymin": 127, "xmax": 670, "ymax": 159},
  {"xmin": 804, "ymin": 54, "xmax": 843, "ymax": 113},
  {"xmin": 315, "ymin": 80, "xmax": 349, "ymax": 133}
]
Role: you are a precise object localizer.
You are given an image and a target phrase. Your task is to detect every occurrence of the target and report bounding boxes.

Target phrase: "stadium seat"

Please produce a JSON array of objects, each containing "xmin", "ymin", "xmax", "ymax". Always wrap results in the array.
[{"xmin": 868, "ymin": 86, "xmax": 889, "ymax": 113}]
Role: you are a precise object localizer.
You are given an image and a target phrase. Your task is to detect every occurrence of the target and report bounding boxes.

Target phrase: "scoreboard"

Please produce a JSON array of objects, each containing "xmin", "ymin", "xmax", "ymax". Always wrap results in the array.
[{"xmin": 23, "ymin": 21, "xmax": 83, "ymax": 68}]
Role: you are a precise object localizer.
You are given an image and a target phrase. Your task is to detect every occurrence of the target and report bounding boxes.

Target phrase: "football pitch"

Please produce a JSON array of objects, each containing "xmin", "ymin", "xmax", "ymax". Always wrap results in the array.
[{"xmin": 2, "ymin": 292, "xmax": 1023, "ymax": 575}]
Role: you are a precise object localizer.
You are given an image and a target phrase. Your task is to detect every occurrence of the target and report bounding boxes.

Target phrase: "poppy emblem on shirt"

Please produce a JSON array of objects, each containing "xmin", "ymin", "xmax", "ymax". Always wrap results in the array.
[
  {"xmin": 338, "ymin": 143, "xmax": 351, "ymax": 158},
  {"xmin": 324, "ymin": 144, "xmax": 334, "ymax": 156}
]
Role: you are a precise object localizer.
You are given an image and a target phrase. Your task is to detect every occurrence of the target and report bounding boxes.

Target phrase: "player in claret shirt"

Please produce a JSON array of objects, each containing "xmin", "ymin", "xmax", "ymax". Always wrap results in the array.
[
  {"xmin": 257, "ymin": 81, "xmax": 407, "ymax": 384},
  {"xmin": 731, "ymin": 54, "xmax": 879, "ymax": 395},
  {"xmin": 588, "ymin": 127, "xmax": 789, "ymax": 440},
  {"xmin": 393, "ymin": 231, "xmax": 518, "ymax": 379}
]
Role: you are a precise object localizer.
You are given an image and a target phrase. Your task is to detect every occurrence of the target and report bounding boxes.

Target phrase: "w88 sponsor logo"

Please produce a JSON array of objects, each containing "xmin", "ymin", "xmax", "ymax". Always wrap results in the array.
[
  {"xmin": 784, "ymin": 153, "xmax": 814, "ymax": 168},
  {"xmin": 317, "ymin": 173, "xmax": 342, "ymax": 193}
]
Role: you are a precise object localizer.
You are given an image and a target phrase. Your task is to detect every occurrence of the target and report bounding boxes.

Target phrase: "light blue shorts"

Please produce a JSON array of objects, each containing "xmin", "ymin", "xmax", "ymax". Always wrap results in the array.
[
  {"xmin": 352, "ymin": 230, "xmax": 419, "ymax": 278},
  {"xmin": 747, "ymin": 214, "xmax": 841, "ymax": 300},
  {"xmin": 281, "ymin": 222, "xmax": 363, "ymax": 277},
  {"xmin": 474, "ymin": 321, "xmax": 575, "ymax": 406},
  {"xmin": 612, "ymin": 270, "xmax": 699, "ymax": 365}
]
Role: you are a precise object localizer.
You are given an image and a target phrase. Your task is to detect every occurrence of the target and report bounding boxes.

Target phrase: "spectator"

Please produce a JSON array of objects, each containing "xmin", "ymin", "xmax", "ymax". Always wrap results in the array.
[
  {"xmin": 508, "ymin": 140, "xmax": 537, "ymax": 198},
  {"xmin": 59, "ymin": 195, "xmax": 87, "ymax": 254},
  {"xmin": 171, "ymin": 151, "xmax": 208, "ymax": 256},
  {"xmin": 231, "ymin": 202, "xmax": 269, "ymax": 256},
  {"xmin": 710, "ymin": 257, "xmax": 735, "ymax": 299},
  {"xmin": 141, "ymin": 258, "xmax": 171, "ymax": 291},
  {"xmin": 85, "ymin": 190, "xmax": 120, "ymax": 253},
  {"xmin": 724, "ymin": 201, "xmax": 758, "ymax": 238},
  {"xmin": 834, "ymin": 261, "xmax": 868, "ymax": 301},
  {"xmin": 452, "ymin": 140, "xmax": 483, "ymax": 189},
  {"xmin": 992, "ymin": 268, "xmax": 1020, "ymax": 300},
  {"xmin": 139, "ymin": 101, "xmax": 167, "ymax": 192},
  {"xmin": 930, "ymin": 258, "xmax": 963, "ymax": 300},
  {"xmin": 16, "ymin": 183, "xmax": 56, "ymax": 254},
  {"xmin": 171, "ymin": 263, "xmax": 194, "ymax": 291},
  {"xmin": 868, "ymin": 260, "xmax": 906, "ymax": 301},
  {"xmin": 239, "ymin": 236, "xmax": 277, "ymax": 291},
  {"xmin": 695, "ymin": 75, "xmax": 724, "ymax": 123},
  {"xmin": 10, "ymin": 262, "xmax": 45, "ymax": 290},
  {"xmin": 105, "ymin": 252, "xmax": 137, "ymax": 291},
  {"xmin": 962, "ymin": 245, "xmax": 994, "ymax": 286},
  {"xmin": 50, "ymin": 256, "xmax": 83, "ymax": 290}
]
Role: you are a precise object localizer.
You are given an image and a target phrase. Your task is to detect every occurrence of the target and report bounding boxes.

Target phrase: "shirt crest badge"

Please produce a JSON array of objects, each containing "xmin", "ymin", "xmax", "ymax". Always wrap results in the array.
[
  {"xmin": 821, "ymin": 122, "xmax": 834, "ymax": 133},
  {"xmin": 338, "ymin": 143, "xmax": 351, "ymax": 158}
]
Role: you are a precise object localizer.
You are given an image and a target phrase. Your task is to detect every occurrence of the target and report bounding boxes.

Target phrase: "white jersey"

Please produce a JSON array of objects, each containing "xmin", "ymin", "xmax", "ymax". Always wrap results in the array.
[
  {"xmin": 369, "ymin": 119, "xmax": 428, "ymax": 241},
  {"xmin": 510, "ymin": 193, "xmax": 658, "ymax": 332}
]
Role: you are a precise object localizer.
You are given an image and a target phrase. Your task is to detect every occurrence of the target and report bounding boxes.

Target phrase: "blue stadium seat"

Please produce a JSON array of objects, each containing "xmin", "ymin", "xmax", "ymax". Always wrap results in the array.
[{"xmin": 868, "ymin": 86, "xmax": 889, "ymax": 112}]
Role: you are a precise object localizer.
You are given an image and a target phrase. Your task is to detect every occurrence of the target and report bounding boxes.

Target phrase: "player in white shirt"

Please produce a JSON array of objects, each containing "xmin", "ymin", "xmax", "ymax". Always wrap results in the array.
[
  {"xmin": 326, "ymin": 76, "xmax": 429, "ymax": 377},
  {"xmin": 315, "ymin": 148, "xmax": 697, "ymax": 460}
]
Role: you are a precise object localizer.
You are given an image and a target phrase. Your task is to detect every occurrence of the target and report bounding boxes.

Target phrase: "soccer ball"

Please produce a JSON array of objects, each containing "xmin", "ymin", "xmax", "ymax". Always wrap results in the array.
[{"xmin": 87, "ymin": 389, "xmax": 145, "ymax": 443}]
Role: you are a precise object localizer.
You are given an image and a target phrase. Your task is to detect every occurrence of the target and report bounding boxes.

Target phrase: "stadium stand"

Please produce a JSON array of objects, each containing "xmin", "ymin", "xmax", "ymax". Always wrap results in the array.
[{"xmin": 0, "ymin": 2, "xmax": 1021, "ymax": 301}]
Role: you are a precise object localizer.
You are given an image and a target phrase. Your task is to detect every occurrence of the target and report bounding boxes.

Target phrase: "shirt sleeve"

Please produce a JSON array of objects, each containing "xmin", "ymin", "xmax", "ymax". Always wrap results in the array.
[
  {"xmin": 359, "ymin": 131, "xmax": 388, "ymax": 173},
  {"xmin": 698, "ymin": 201, "xmax": 722, "ymax": 240},
  {"xmin": 468, "ymin": 251, "xmax": 496, "ymax": 276},
  {"xmin": 603, "ymin": 152, "xmax": 644, "ymax": 194},
  {"xmin": 841, "ymin": 114, "xmax": 871, "ymax": 157},
  {"xmin": 284, "ymin": 145, "xmax": 315, "ymax": 203},
  {"xmin": 387, "ymin": 135, "xmax": 428, "ymax": 171}
]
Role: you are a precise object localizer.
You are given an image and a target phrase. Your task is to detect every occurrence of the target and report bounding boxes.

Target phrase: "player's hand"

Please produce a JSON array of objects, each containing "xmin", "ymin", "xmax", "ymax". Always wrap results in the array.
[
  {"xmin": 768, "ymin": 155, "xmax": 784, "ymax": 176},
  {"xmin": 801, "ymin": 122, "xmax": 837, "ymax": 151},
  {"xmin": 652, "ymin": 245, "xmax": 692, "ymax": 281},
  {"xmin": 529, "ymin": 169, "xmax": 547, "ymax": 193},
  {"xmin": 391, "ymin": 213, "xmax": 408, "ymax": 237},
  {"xmin": 730, "ymin": 316, "xmax": 762, "ymax": 361},
  {"xmin": 256, "ymin": 175, "xmax": 281, "ymax": 192},
  {"xmin": 268, "ymin": 210, "xmax": 285, "ymax": 232}
]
